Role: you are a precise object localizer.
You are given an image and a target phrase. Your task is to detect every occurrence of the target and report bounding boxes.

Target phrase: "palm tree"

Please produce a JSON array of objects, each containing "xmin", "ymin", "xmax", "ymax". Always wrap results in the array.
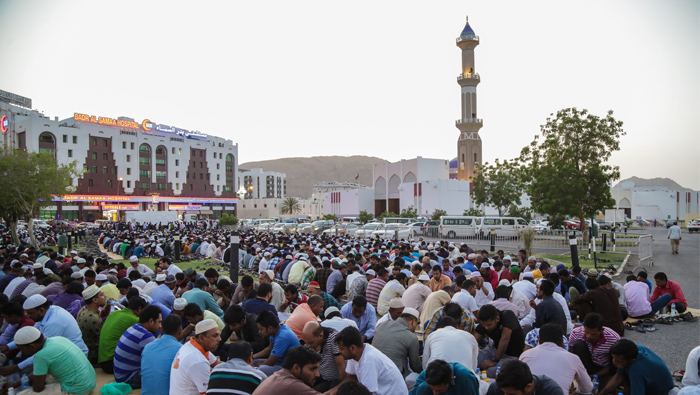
[{"xmin": 280, "ymin": 197, "xmax": 302, "ymax": 215}]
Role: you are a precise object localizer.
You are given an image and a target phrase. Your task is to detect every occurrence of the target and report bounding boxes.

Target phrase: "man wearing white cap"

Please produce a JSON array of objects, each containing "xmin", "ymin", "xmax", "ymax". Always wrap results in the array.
[
  {"xmin": 470, "ymin": 272, "xmax": 494, "ymax": 308},
  {"xmin": 152, "ymin": 274, "xmax": 177, "ymax": 311},
  {"xmin": 402, "ymin": 274, "xmax": 432, "ymax": 313},
  {"xmin": 320, "ymin": 307, "xmax": 357, "ymax": 333},
  {"xmin": 126, "ymin": 256, "xmax": 154, "ymax": 278},
  {"xmin": 170, "ymin": 319, "xmax": 222, "ymax": 394},
  {"xmin": 77, "ymin": 285, "xmax": 107, "ymax": 364},
  {"xmin": 13, "ymin": 326, "xmax": 96, "ymax": 395},
  {"xmin": 0, "ymin": 295, "xmax": 88, "ymax": 377},
  {"xmin": 376, "ymin": 298, "xmax": 405, "ymax": 328}
]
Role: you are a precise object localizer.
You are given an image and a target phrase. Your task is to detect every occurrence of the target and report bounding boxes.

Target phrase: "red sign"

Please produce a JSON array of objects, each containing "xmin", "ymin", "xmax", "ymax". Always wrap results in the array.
[
  {"xmin": 102, "ymin": 204, "xmax": 139, "ymax": 211},
  {"xmin": 0, "ymin": 115, "xmax": 7, "ymax": 133}
]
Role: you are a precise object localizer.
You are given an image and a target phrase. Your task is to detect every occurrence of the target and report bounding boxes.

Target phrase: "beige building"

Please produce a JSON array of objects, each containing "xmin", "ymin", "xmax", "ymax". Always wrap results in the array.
[{"xmin": 456, "ymin": 17, "xmax": 483, "ymax": 181}]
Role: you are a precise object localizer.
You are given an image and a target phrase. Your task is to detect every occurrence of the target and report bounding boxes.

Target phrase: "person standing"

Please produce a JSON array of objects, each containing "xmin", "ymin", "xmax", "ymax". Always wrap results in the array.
[{"xmin": 668, "ymin": 221, "xmax": 682, "ymax": 254}]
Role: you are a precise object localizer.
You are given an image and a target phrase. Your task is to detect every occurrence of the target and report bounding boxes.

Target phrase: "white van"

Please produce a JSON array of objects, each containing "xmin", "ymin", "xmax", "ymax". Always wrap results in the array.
[
  {"xmin": 384, "ymin": 217, "xmax": 413, "ymax": 224},
  {"xmin": 439, "ymin": 216, "xmax": 478, "ymax": 238},
  {"xmin": 475, "ymin": 216, "xmax": 529, "ymax": 236}
]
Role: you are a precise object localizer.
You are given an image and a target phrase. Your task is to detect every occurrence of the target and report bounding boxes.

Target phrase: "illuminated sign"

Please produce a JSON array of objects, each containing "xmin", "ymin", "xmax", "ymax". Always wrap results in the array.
[
  {"xmin": 102, "ymin": 204, "xmax": 139, "ymax": 211},
  {"xmin": 169, "ymin": 205, "xmax": 201, "ymax": 211},
  {"xmin": 0, "ymin": 116, "xmax": 7, "ymax": 133},
  {"xmin": 151, "ymin": 123, "xmax": 209, "ymax": 141},
  {"xmin": 73, "ymin": 113, "xmax": 139, "ymax": 130},
  {"xmin": 52, "ymin": 194, "xmax": 238, "ymax": 204},
  {"xmin": 142, "ymin": 119, "xmax": 153, "ymax": 131}
]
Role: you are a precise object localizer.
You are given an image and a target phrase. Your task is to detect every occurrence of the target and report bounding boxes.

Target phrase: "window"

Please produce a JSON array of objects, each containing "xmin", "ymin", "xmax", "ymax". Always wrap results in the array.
[
  {"xmin": 178, "ymin": 148, "xmax": 182, "ymax": 155},
  {"xmin": 226, "ymin": 176, "xmax": 233, "ymax": 182},
  {"xmin": 483, "ymin": 218, "xmax": 500, "ymax": 225},
  {"xmin": 213, "ymin": 152, "xmax": 216, "ymax": 158},
  {"xmin": 190, "ymin": 184, "xmax": 193, "ymax": 191},
  {"xmin": 199, "ymin": 151, "xmax": 203, "ymax": 157},
  {"xmin": 139, "ymin": 144, "xmax": 150, "ymax": 153},
  {"xmin": 175, "ymin": 160, "xmax": 179, "ymax": 166},
  {"xmin": 217, "ymin": 185, "xmax": 220, "ymax": 191},
  {"xmin": 226, "ymin": 154, "xmax": 233, "ymax": 162},
  {"xmin": 67, "ymin": 150, "xmax": 72, "ymax": 158},
  {"xmin": 156, "ymin": 158, "xmax": 166, "ymax": 165},
  {"xmin": 92, "ymin": 166, "xmax": 97, "ymax": 173},
  {"xmin": 206, "ymin": 174, "xmax": 209, "ymax": 180},
  {"xmin": 156, "ymin": 147, "xmax": 165, "ymax": 155},
  {"xmin": 199, "ymin": 174, "xmax": 203, "ymax": 180},
  {"xmin": 264, "ymin": 203, "xmax": 267, "ymax": 208},
  {"xmin": 139, "ymin": 157, "xmax": 151, "ymax": 165},
  {"xmin": 502, "ymin": 219, "xmax": 515, "ymax": 226},
  {"xmin": 123, "ymin": 142, "xmax": 127, "ymax": 149},
  {"xmin": 157, "ymin": 183, "xmax": 166, "ymax": 190},
  {"xmin": 103, "ymin": 166, "xmax": 108, "ymax": 174},
  {"xmin": 130, "ymin": 142, "xmax": 135, "ymax": 150},
  {"xmin": 203, "ymin": 185, "xmax": 206, "ymax": 191},
  {"xmin": 156, "ymin": 171, "xmax": 166, "ymax": 178},
  {"xmin": 126, "ymin": 155, "xmax": 131, "ymax": 162},
  {"xmin": 83, "ymin": 165, "xmax": 88, "ymax": 173},
  {"xmin": 91, "ymin": 152, "xmax": 97, "ymax": 160},
  {"xmin": 172, "ymin": 147, "xmax": 175, "ymax": 154},
  {"xmin": 140, "ymin": 182, "xmax": 151, "ymax": 190},
  {"xmin": 216, "ymin": 164, "xmax": 220, "ymax": 170},
  {"xmin": 72, "ymin": 136, "xmax": 77, "ymax": 144},
  {"xmin": 107, "ymin": 179, "xmax": 112, "ymax": 187},
  {"xmin": 104, "ymin": 140, "xmax": 108, "ymax": 147},
  {"xmin": 517, "ymin": 219, "xmax": 528, "ymax": 225},
  {"xmin": 126, "ymin": 168, "xmax": 131, "ymax": 175},
  {"xmin": 139, "ymin": 169, "xmax": 151, "ymax": 178},
  {"xmin": 112, "ymin": 167, "xmax": 116, "ymax": 174},
  {"xmin": 176, "ymin": 171, "xmax": 179, "ymax": 178},
  {"xmin": 176, "ymin": 183, "xmax": 179, "ymax": 189},
  {"xmin": 92, "ymin": 138, "xmax": 97, "ymax": 146},
  {"xmin": 226, "ymin": 165, "xmax": 233, "ymax": 172},
  {"xmin": 219, "ymin": 153, "xmax": 222, "ymax": 159},
  {"xmin": 216, "ymin": 175, "xmax": 220, "ymax": 181},
  {"xmin": 62, "ymin": 135, "xmax": 67, "ymax": 143},
  {"xmin": 88, "ymin": 179, "xmax": 93, "ymax": 187},
  {"xmin": 103, "ymin": 153, "xmax": 108, "ymax": 160},
  {"xmin": 199, "ymin": 162, "xmax": 203, "ymax": 168},
  {"xmin": 127, "ymin": 181, "xmax": 131, "ymax": 188},
  {"xmin": 225, "ymin": 186, "xmax": 232, "ymax": 192}
]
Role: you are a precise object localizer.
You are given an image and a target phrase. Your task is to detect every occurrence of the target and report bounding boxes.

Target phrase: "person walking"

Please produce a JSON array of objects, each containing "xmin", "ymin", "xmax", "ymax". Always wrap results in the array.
[{"xmin": 668, "ymin": 221, "xmax": 682, "ymax": 254}]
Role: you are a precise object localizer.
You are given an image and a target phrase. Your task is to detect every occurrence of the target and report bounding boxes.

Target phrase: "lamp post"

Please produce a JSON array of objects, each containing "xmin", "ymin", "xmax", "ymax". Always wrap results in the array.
[{"xmin": 118, "ymin": 178, "xmax": 123, "ymax": 222}]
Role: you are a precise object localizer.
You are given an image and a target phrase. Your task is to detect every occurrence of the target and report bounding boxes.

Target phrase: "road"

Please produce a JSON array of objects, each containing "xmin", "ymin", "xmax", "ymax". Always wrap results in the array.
[{"xmin": 617, "ymin": 226, "xmax": 700, "ymax": 375}]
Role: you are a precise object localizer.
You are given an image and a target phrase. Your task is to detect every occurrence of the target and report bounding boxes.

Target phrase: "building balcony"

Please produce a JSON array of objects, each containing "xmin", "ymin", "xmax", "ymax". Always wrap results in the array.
[
  {"xmin": 456, "ymin": 34, "xmax": 479, "ymax": 43},
  {"xmin": 457, "ymin": 73, "xmax": 480, "ymax": 81},
  {"xmin": 455, "ymin": 118, "xmax": 483, "ymax": 126}
]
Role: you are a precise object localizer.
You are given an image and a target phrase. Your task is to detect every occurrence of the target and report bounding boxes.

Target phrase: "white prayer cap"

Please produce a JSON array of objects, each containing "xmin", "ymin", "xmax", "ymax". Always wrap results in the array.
[
  {"xmin": 173, "ymin": 298, "xmax": 187, "ymax": 311},
  {"xmin": 470, "ymin": 272, "xmax": 482, "ymax": 278},
  {"xmin": 24, "ymin": 295, "xmax": 47, "ymax": 310},
  {"xmin": 15, "ymin": 326, "xmax": 41, "ymax": 345},
  {"xmin": 155, "ymin": 274, "xmax": 167, "ymax": 282},
  {"xmin": 402, "ymin": 307, "xmax": 420, "ymax": 320},
  {"xmin": 195, "ymin": 319, "xmax": 219, "ymax": 335},
  {"xmin": 498, "ymin": 279, "xmax": 512, "ymax": 287},
  {"xmin": 82, "ymin": 285, "xmax": 100, "ymax": 300},
  {"xmin": 389, "ymin": 298, "xmax": 404, "ymax": 309},
  {"xmin": 418, "ymin": 274, "xmax": 430, "ymax": 282},
  {"xmin": 129, "ymin": 256, "xmax": 138, "ymax": 262}
]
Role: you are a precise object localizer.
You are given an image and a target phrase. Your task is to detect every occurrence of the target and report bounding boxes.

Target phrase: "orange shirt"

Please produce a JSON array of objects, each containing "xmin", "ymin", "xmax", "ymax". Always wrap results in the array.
[{"xmin": 284, "ymin": 303, "xmax": 318, "ymax": 339}]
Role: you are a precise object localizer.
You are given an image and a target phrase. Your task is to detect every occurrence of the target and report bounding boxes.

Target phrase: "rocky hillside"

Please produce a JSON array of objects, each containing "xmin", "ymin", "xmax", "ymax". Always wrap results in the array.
[{"xmin": 239, "ymin": 155, "xmax": 388, "ymax": 198}]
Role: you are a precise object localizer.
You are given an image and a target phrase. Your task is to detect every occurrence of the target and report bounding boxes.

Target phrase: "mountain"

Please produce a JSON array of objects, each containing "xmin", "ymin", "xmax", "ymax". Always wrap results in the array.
[
  {"xmin": 614, "ymin": 177, "xmax": 692, "ymax": 190},
  {"xmin": 239, "ymin": 155, "xmax": 388, "ymax": 198}
]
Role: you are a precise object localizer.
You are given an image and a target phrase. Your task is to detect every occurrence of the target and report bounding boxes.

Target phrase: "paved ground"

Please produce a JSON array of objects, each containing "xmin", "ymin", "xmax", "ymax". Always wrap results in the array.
[{"xmin": 611, "ymin": 226, "xmax": 699, "ymax": 374}]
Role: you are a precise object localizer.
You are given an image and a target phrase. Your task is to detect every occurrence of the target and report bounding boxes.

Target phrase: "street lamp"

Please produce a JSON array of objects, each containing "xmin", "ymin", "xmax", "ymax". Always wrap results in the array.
[{"xmin": 118, "ymin": 178, "xmax": 123, "ymax": 197}]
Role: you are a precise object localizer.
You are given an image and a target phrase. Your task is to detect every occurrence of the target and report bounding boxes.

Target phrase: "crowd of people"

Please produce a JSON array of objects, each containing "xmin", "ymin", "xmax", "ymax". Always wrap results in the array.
[{"xmin": 0, "ymin": 222, "xmax": 695, "ymax": 395}]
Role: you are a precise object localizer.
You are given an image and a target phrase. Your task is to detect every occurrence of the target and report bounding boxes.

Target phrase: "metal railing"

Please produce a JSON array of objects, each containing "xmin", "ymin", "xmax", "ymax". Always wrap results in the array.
[
  {"xmin": 457, "ymin": 73, "xmax": 480, "ymax": 81},
  {"xmin": 455, "ymin": 118, "xmax": 483, "ymax": 125},
  {"xmin": 456, "ymin": 35, "xmax": 479, "ymax": 43}
]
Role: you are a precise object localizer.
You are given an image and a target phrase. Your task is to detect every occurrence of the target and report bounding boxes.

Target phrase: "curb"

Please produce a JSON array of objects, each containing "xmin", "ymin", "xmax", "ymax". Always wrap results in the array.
[{"xmin": 613, "ymin": 251, "xmax": 632, "ymax": 279}]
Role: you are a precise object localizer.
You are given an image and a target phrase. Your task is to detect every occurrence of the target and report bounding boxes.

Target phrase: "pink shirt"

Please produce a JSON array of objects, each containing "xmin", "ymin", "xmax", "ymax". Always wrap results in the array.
[
  {"xmin": 519, "ymin": 342, "xmax": 593, "ymax": 394},
  {"xmin": 624, "ymin": 281, "xmax": 651, "ymax": 317}
]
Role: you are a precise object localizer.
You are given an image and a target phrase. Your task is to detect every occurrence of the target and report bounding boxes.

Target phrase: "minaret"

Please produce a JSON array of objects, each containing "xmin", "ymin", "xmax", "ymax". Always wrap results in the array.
[{"xmin": 456, "ymin": 16, "xmax": 483, "ymax": 181}]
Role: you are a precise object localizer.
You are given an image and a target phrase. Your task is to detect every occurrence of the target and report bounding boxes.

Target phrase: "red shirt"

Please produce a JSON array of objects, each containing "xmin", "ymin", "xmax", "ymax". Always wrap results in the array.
[
  {"xmin": 485, "ymin": 269, "xmax": 499, "ymax": 290},
  {"xmin": 650, "ymin": 280, "xmax": 687, "ymax": 307}
]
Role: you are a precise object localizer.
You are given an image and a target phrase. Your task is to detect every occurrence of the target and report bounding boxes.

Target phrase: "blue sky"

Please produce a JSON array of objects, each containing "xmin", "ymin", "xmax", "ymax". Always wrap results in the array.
[{"xmin": 0, "ymin": 0, "xmax": 698, "ymax": 189}]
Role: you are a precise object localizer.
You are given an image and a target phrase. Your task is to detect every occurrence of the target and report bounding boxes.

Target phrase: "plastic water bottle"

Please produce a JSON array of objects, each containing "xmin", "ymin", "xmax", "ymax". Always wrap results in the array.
[
  {"xmin": 592, "ymin": 375, "xmax": 599, "ymax": 393},
  {"xmin": 20, "ymin": 374, "xmax": 28, "ymax": 389},
  {"xmin": 8, "ymin": 387, "xmax": 15, "ymax": 395},
  {"xmin": 671, "ymin": 303, "xmax": 678, "ymax": 317},
  {"xmin": 108, "ymin": 299, "xmax": 124, "ymax": 310},
  {"xmin": 496, "ymin": 366, "xmax": 501, "ymax": 376}
]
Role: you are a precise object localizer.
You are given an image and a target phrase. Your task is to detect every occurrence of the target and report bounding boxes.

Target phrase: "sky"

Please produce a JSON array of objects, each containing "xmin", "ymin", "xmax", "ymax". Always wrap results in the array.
[{"xmin": 0, "ymin": 0, "xmax": 698, "ymax": 189}]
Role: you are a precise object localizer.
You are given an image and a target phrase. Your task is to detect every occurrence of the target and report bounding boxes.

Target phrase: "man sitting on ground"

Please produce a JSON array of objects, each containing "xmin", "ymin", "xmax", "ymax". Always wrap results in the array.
[
  {"xmin": 485, "ymin": 359, "xmax": 563, "ymax": 395},
  {"xmin": 114, "ymin": 305, "xmax": 163, "ymax": 388},
  {"xmin": 624, "ymin": 274, "xmax": 670, "ymax": 318},
  {"xmin": 409, "ymin": 359, "xmax": 479, "ymax": 395},
  {"xmin": 650, "ymin": 271, "xmax": 688, "ymax": 314},
  {"xmin": 568, "ymin": 313, "xmax": 619, "ymax": 387},
  {"xmin": 285, "ymin": 295, "xmax": 325, "ymax": 340},
  {"xmin": 301, "ymin": 321, "xmax": 345, "ymax": 392},
  {"xmin": 170, "ymin": 319, "xmax": 223, "ymax": 395},
  {"xmin": 598, "ymin": 339, "xmax": 674, "ymax": 395},
  {"xmin": 372, "ymin": 307, "xmax": 422, "ymax": 381},
  {"xmin": 207, "ymin": 341, "xmax": 268, "ymax": 395},
  {"xmin": 422, "ymin": 317, "xmax": 478, "ymax": 372},
  {"xmin": 141, "ymin": 314, "xmax": 183, "ymax": 395},
  {"xmin": 474, "ymin": 305, "xmax": 525, "ymax": 378},
  {"xmin": 251, "ymin": 345, "xmax": 323, "ymax": 395},
  {"xmin": 253, "ymin": 310, "xmax": 300, "ymax": 376}
]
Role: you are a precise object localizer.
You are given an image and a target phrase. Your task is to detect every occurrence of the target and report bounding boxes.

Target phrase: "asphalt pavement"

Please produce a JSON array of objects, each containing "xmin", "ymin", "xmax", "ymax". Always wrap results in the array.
[{"xmin": 615, "ymin": 226, "xmax": 700, "ymax": 375}]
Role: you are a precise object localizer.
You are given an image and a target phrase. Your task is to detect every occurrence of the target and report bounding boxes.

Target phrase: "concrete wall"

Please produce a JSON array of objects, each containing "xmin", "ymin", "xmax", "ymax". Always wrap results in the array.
[
  {"xmin": 325, "ymin": 189, "xmax": 374, "ymax": 218},
  {"xmin": 399, "ymin": 179, "xmax": 471, "ymax": 217}
]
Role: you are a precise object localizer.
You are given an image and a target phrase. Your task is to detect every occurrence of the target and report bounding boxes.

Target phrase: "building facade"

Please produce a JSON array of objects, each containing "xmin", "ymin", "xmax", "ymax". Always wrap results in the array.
[
  {"xmin": 313, "ymin": 181, "xmax": 370, "ymax": 195},
  {"xmin": 0, "ymin": 91, "xmax": 238, "ymax": 221},
  {"xmin": 455, "ymin": 17, "xmax": 483, "ymax": 181},
  {"xmin": 612, "ymin": 180, "xmax": 699, "ymax": 223},
  {"xmin": 237, "ymin": 168, "xmax": 286, "ymax": 200}
]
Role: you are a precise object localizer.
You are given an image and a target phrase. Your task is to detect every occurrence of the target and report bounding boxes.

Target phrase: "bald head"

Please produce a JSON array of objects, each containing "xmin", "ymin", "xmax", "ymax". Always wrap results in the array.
[{"xmin": 301, "ymin": 321, "xmax": 324, "ymax": 349}]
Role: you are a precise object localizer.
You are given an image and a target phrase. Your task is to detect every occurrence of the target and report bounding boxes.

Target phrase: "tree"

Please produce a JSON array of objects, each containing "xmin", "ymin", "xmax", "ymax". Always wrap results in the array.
[
  {"xmin": 378, "ymin": 211, "xmax": 398, "ymax": 221},
  {"xmin": 520, "ymin": 108, "xmax": 624, "ymax": 234},
  {"xmin": 463, "ymin": 208, "xmax": 485, "ymax": 216},
  {"xmin": 0, "ymin": 149, "xmax": 78, "ymax": 247},
  {"xmin": 322, "ymin": 214, "xmax": 339, "ymax": 221},
  {"xmin": 431, "ymin": 209, "xmax": 447, "ymax": 221},
  {"xmin": 218, "ymin": 213, "xmax": 239, "ymax": 226},
  {"xmin": 280, "ymin": 197, "xmax": 301, "ymax": 215},
  {"xmin": 358, "ymin": 210, "xmax": 374, "ymax": 224},
  {"xmin": 507, "ymin": 205, "xmax": 532, "ymax": 222},
  {"xmin": 400, "ymin": 206, "xmax": 417, "ymax": 219},
  {"xmin": 472, "ymin": 159, "xmax": 526, "ymax": 216}
]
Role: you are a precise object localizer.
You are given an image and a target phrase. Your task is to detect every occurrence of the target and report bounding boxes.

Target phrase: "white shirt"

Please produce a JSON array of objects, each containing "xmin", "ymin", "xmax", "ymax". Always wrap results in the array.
[
  {"xmin": 668, "ymin": 225, "xmax": 682, "ymax": 239},
  {"xmin": 422, "ymin": 326, "xmax": 478, "ymax": 371},
  {"xmin": 345, "ymin": 344, "xmax": 408, "ymax": 395},
  {"xmin": 258, "ymin": 257, "xmax": 270, "ymax": 274},
  {"xmin": 509, "ymin": 287, "xmax": 532, "ymax": 318},
  {"xmin": 519, "ymin": 342, "xmax": 593, "ymax": 394},
  {"xmin": 512, "ymin": 280, "xmax": 537, "ymax": 300},
  {"xmin": 166, "ymin": 264, "xmax": 183, "ymax": 277},
  {"xmin": 321, "ymin": 316, "xmax": 359, "ymax": 333},
  {"xmin": 170, "ymin": 340, "xmax": 218, "ymax": 395},
  {"xmin": 474, "ymin": 282, "xmax": 494, "ymax": 308},
  {"xmin": 683, "ymin": 346, "xmax": 700, "ymax": 387},
  {"xmin": 451, "ymin": 289, "xmax": 478, "ymax": 314},
  {"xmin": 154, "ymin": 245, "xmax": 164, "ymax": 257},
  {"xmin": 346, "ymin": 272, "xmax": 362, "ymax": 289},
  {"xmin": 270, "ymin": 282, "xmax": 284, "ymax": 311},
  {"xmin": 375, "ymin": 314, "xmax": 396, "ymax": 328},
  {"xmin": 142, "ymin": 281, "xmax": 158, "ymax": 296},
  {"xmin": 402, "ymin": 283, "xmax": 433, "ymax": 313},
  {"xmin": 552, "ymin": 292, "xmax": 574, "ymax": 334},
  {"xmin": 127, "ymin": 264, "xmax": 155, "ymax": 277}
]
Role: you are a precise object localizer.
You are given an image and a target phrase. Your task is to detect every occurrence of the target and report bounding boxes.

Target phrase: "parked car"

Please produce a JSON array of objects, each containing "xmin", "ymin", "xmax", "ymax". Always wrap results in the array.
[
  {"xmin": 355, "ymin": 223, "xmax": 384, "ymax": 237},
  {"xmin": 372, "ymin": 224, "xmax": 411, "ymax": 239},
  {"xmin": 688, "ymin": 219, "xmax": 700, "ymax": 233},
  {"xmin": 299, "ymin": 220, "xmax": 334, "ymax": 234},
  {"xmin": 422, "ymin": 221, "xmax": 440, "ymax": 237},
  {"xmin": 33, "ymin": 220, "xmax": 51, "ymax": 231},
  {"xmin": 406, "ymin": 222, "xmax": 424, "ymax": 236},
  {"xmin": 323, "ymin": 223, "xmax": 359, "ymax": 236},
  {"xmin": 533, "ymin": 221, "xmax": 551, "ymax": 232},
  {"xmin": 597, "ymin": 221, "xmax": 613, "ymax": 230}
]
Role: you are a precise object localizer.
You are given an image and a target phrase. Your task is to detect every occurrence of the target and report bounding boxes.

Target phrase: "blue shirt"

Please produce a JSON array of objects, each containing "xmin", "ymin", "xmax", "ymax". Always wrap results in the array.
[
  {"xmin": 242, "ymin": 298, "xmax": 277, "ymax": 317},
  {"xmin": 114, "ymin": 324, "xmax": 155, "ymax": 382},
  {"xmin": 141, "ymin": 335, "xmax": 182, "ymax": 395},
  {"xmin": 9, "ymin": 305, "xmax": 88, "ymax": 370},
  {"xmin": 270, "ymin": 324, "xmax": 300, "ymax": 366},
  {"xmin": 133, "ymin": 246, "xmax": 145, "ymax": 258},
  {"xmin": 151, "ymin": 284, "xmax": 176, "ymax": 311},
  {"xmin": 340, "ymin": 301, "xmax": 377, "ymax": 339},
  {"xmin": 617, "ymin": 345, "xmax": 674, "ymax": 395},
  {"xmin": 410, "ymin": 362, "xmax": 479, "ymax": 395},
  {"xmin": 461, "ymin": 262, "xmax": 478, "ymax": 272},
  {"xmin": 182, "ymin": 288, "xmax": 224, "ymax": 318}
]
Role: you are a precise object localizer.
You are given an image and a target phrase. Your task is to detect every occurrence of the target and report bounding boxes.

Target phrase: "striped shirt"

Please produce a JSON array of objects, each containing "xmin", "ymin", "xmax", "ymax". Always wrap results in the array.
[
  {"xmin": 365, "ymin": 278, "xmax": 386, "ymax": 309},
  {"xmin": 568, "ymin": 326, "xmax": 619, "ymax": 367},
  {"xmin": 113, "ymin": 324, "xmax": 155, "ymax": 382},
  {"xmin": 206, "ymin": 358, "xmax": 267, "ymax": 395},
  {"xmin": 318, "ymin": 328, "xmax": 341, "ymax": 381}
]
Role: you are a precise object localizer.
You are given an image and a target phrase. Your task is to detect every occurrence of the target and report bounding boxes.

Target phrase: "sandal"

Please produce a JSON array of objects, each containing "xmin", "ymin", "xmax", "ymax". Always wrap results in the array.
[
  {"xmin": 642, "ymin": 322, "xmax": 658, "ymax": 332},
  {"xmin": 657, "ymin": 317, "xmax": 674, "ymax": 325},
  {"xmin": 635, "ymin": 325, "xmax": 646, "ymax": 333}
]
